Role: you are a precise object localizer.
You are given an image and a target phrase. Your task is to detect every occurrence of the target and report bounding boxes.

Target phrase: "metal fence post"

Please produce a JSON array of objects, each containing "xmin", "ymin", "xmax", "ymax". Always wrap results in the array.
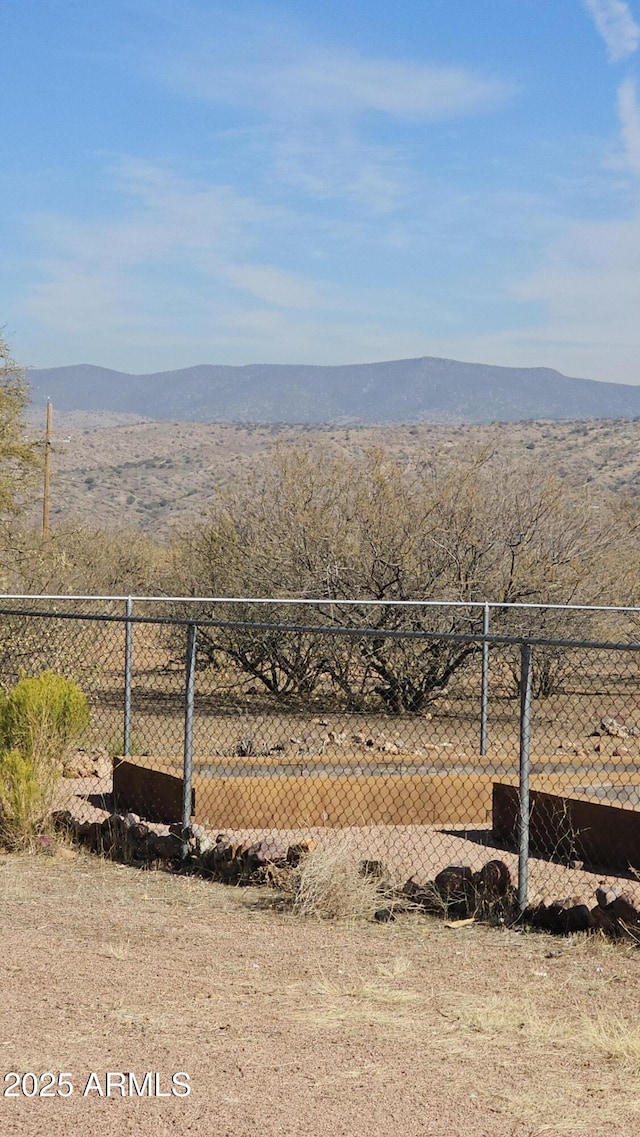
[
  {"xmin": 518, "ymin": 640, "xmax": 533, "ymax": 913},
  {"xmin": 480, "ymin": 602, "xmax": 490, "ymax": 755},
  {"xmin": 123, "ymin": 596, "xmax": 133, "ymax": 756},
  {"xmin": 182, "ymin": 622, "xmax": 197, "ymax": 859}
]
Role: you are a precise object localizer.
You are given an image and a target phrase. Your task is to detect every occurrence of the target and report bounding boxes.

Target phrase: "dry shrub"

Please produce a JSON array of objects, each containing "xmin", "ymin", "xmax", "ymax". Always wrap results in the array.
[{"xmin": 292, "ymin": 835, "xmax": 383, "ymax": 921}]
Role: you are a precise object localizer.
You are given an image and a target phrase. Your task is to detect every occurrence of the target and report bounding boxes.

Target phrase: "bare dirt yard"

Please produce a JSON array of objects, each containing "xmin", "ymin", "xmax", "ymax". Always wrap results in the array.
[{"xmin": 2, "ymin": 851, "xmax": 640, "ymax": 1136}]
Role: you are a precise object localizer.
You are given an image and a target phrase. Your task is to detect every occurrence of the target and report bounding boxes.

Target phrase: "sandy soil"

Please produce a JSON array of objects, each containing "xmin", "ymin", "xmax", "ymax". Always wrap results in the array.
[{"xmin": 2, "ymin": 850, "xmax": 640, "ymax": 1136}]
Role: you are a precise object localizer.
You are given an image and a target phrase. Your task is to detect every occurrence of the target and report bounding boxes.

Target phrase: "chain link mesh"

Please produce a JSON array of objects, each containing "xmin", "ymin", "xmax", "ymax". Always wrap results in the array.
[{"xmin": 2, "ymin": 598, "xmax": 640, "ymax": 912}]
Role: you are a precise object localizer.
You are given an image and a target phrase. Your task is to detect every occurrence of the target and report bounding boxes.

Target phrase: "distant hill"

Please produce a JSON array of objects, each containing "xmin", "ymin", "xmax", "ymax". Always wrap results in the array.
[
  {"xmin": 24, "ymin": 417, "xmax": 640, "ymax": 533},
  {"xmin": 26, "ymin": 356, "xmax": 640, "ymax": 424}
]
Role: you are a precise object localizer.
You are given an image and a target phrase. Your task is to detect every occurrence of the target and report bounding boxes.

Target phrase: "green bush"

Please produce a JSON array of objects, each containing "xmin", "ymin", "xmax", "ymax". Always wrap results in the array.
[
  {"xmin": 0, "ymin": 749, "xmax": 47, "ymax": 850},
  {"xmin": 0, "ymin": 672, "xmax": 89, "ymax": 849},
  {"xmin": 0, "ymin": 671, "xmax": 89, "ymax": 764}
]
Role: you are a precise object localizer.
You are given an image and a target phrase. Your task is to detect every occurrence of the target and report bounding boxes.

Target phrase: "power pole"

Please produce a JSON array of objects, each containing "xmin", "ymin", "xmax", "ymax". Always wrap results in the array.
[{"xmin": 42, "ymin": 399, "xmax": 53, "ymax": 536}]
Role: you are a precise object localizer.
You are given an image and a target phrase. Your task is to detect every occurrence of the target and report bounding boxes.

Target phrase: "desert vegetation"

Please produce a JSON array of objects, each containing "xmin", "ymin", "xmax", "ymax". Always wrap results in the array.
[
  {"xmin": 0, "ymin": 671, "xmax": 89, "ymax": 849},
  {"xmin": 5, "ymin": 334, "xmax": 640, "ymax": 711},
  {"xmin": 165, "ymin": 443, "xmax": 640, "ymax": 707}
]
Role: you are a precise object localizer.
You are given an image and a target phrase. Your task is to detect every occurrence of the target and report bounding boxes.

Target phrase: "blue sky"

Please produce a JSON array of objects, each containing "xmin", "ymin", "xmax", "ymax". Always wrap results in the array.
[{"xmin": 2, "ymin": 0, "xmax": 640, "ymax": 382}]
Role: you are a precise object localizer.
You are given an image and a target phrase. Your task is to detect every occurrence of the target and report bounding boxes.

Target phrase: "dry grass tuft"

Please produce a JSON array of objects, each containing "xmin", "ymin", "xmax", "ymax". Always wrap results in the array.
[
  {"xmin": 100, "ymin": 940, "xmax": 131, "ymax": 960},
  {"xmin": 296, "ymin": 971, "xmax": 422, "ymax": 1028},
  {"xmin": 437, "ymin": 992, "xmax": 558, "ymax": 1047},
  {"xmin": 288, "ymin": 955, "xmax": 422, "ymax": 1029},
  {"xmin": 490, "ymin": 1086, "xmax": 640, "ymax": 1134},
  {"xmin": 577, "ymin": 1015, "xmax": 640, "ymax": 1069},
  {"xmin": 291, "ymin": 835, "xmax": 384, "ymax": 922}
]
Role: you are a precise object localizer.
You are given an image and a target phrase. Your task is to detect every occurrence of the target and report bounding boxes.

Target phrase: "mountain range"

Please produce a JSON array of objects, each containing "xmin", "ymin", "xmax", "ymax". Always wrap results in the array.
[{"xmin": 27, "ymin": 356, "xmax": 640, "ymax": 424}]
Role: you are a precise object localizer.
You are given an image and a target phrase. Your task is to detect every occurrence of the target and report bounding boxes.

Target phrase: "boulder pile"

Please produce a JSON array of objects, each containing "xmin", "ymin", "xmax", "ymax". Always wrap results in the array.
[
  {"xmin": 51, "ymin": 809, "xmax": 313, "ymax": 885},
  {"xmin": 401, "ymin": 860, "xmax": 513, "ymax": 920},
  {"xmin": 525, "ymin": 884, "xmax": 640, "ymax": 939}
]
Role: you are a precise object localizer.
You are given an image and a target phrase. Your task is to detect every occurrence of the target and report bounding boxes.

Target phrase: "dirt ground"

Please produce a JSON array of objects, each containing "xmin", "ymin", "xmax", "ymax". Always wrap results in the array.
[{"xmin": 2, "ymin": 850, "xmax": 640, "ymax": 1136}]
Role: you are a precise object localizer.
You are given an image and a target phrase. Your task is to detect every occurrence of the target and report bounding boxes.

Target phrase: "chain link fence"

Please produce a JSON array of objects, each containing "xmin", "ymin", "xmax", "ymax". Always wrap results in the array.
[{"xmin": 3, "ymin": 595, "xmax": 640, "ymax": 914}]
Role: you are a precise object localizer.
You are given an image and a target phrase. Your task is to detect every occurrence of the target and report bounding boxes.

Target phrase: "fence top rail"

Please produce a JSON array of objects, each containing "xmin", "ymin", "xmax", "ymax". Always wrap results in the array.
[
  {"xmin": 0, "ymin": 604, "xmax": 639, "ymax": 654},
  {"xmin": 2, "ymin": 593, "xmax": 640, "ymax": 616}
]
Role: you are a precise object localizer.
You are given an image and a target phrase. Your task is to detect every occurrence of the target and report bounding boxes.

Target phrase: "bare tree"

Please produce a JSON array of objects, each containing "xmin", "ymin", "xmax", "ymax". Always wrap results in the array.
[{"xmin": 167, "ymin": 443, "xmax": 624, "ymax": 708}]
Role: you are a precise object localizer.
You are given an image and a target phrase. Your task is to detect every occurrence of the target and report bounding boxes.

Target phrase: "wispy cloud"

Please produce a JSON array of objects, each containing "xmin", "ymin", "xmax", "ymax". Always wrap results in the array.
[
  {"xmin": 272, "ymin": 128, "xmax": 411, "ymax": 214},
  {"xmin": 20, "ymin": 158, "xmax": 375, "ymax": 366},
  {"xmin": 437, "ymin": 72, "xmax": 640, "ymax": 386},
  {"xmin": 583, "ymin": 0, "xmax": 640, "ymax": 62},
  {"xmin": 162, "ymin": 35, "xmax": 512, "ymax": 122},
  {"xmin": 224, "ymin": 263, "xmax": 319, "ymax": 309},
  {"xmin": 617, "ymin": 76, "xmax": 640, "ymax": 173}
]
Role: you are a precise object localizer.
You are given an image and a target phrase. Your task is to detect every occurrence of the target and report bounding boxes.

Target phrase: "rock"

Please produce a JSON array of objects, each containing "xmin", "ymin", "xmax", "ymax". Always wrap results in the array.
[
  {"xmin": 187, "ymin": 823, "xmax": 216, "ymax": 856},
  {"xmin": 475, "ymin": 860, "xmax": 511, "ymax": 898},
  {"xmin": 590, "ymin": 905, "xmax": 620, "ymax": 937},
  {"xmin": 62, "ymin": 748, "xmax": 111, "ymax": 779},
  {"xmin": 600, "ymin": 716, "xmax": 629, "ymax": 739},
  {"xmin": 374, "ymin": 908, "xmax": 395, "ymax": 923},
  {"xmin": 359, "ymin": 859, "xmax": 389, "ymax": 885},
  {"xmin": 327, "ymin": 731, "xmax": 347, "ymax": 746},
  {"xmin": 526, "ymin": 899, "xmax": 594, "ymax": 935},
  {"xmin": 244, "ymin": 838, "xmax": 289, "ymax": 869},
  {"xmin": 379, "ymin": 742, "xmax": 399, "ymax": 755},
  {"xmin": 148, "ymin": 833, "xmax": 182, "ymax": 861},
  {"xmin": 91, "ymin": 755, "xmax": 112, "ymax": 779},
  {"xmin": 612, "ymin": 747, "xmax": 630, "ymax": 758},
  {"xmin": 80, "ymin": 821, "xmax": 105, "ymax": 852},
  {"xmin": 608, "ymin": 893, "xmax": 640, "ymax": 925},
  {"xmin": 400, "ymin": 877, "xmax": 439, "ymax": 911},
  {"xmin": 558, "ymin": 904, "xmax": 596, "ymax": 934},
  {"xmin": 595, "ymin": 884, "xmax": 623, "ymax": 908},
  {"xmin": 286, "ymin": 842, "xmax": 316, "ymax": 866},
  {"xmin": 434, "ymin": 865, "xmax": 474, "ymax": 896},
  {"xmin": 352, "ymin": 733, "xmax": 366, "ymax": 745},
  {"xmin": 434, "ymin": 865, "xmax": 476, "ymax": 915},
  {"xmin": 62, "ymin": 751, "xmax": 96, "ymax": 778}
]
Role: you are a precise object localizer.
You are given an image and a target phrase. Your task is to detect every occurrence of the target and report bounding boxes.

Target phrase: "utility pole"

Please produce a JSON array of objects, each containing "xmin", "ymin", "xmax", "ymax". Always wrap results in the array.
[{"xmin": 42, "ymin": 399, "xmax": 53, "ymax": 536}]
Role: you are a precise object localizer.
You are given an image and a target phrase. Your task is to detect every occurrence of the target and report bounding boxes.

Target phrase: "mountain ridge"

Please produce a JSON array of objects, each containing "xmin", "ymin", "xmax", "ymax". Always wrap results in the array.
[{"xmin": 27, "ymin": 355, "xmax": 640, "ymax": 424}]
